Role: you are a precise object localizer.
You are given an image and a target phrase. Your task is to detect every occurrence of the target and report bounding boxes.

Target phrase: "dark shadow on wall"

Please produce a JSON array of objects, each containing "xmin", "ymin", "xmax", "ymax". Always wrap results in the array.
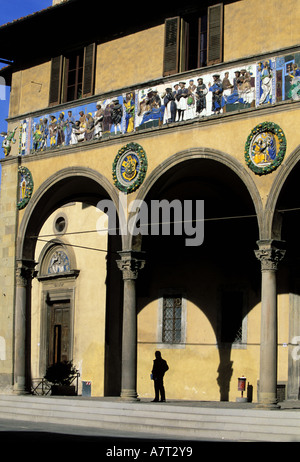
[
  {"xmin": 135, "ymin": 157, "xmax": 261, "ymax": 401},
  {"xmin": 217, "ymin": 348, "xmax": 233, "ymax": 401},
  {"xmin": 104, "ymin": 230, "xmax": 123, "ymax": 397},
  {"xmin": 136, "ymin": 216, "xmax": 261, "ymax": 402}
]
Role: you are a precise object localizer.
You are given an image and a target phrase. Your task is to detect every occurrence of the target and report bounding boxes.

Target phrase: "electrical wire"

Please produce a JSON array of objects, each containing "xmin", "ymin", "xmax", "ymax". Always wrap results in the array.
[
  {"xmin": 31, "ymin": 207, "xmax": 300, "ymax": 253},
  {"xmin": 30, "ymin": 211, "xmax": 258, "ymax": 240},
  {"xmin": 36, "ymin": 238, "xmax": 110, "ymax": 253}
]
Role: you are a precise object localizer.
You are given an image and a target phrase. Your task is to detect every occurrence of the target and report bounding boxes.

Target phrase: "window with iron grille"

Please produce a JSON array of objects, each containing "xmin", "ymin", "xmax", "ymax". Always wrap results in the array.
[{"xmin": 162, "ymin": 295, "xmax": 182, "ymax": 343}]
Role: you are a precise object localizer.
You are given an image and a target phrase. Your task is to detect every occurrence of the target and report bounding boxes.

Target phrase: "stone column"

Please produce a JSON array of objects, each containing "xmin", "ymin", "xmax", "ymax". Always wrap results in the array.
[
  {"xmin": 117, "ymin": 251, "xmax": 145, "ymax": 400},
  {"xmin": 255, "ymin": 240, "xmax": 285, "ymax": 408},
  {"xmin": 287, "ymin": 288, "xmax": 300, "ymax": 400},
  {"xmin": 13, "ymin": 260, "xmax": 35, "ymax": 394}
]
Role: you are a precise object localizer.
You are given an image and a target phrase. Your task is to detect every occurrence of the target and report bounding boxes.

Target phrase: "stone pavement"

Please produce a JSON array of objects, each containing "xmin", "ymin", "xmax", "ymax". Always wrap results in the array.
[
  {"xmin": 130, "ymin": 397, "xmax": 300, "ymax": 409},
  {"xmin": 0, "ymin": 394, "xmax": 300, "ymax": 444},
  {"xmin": 79, "ymin": 395, "xmax": 300, "ymax": 410}
]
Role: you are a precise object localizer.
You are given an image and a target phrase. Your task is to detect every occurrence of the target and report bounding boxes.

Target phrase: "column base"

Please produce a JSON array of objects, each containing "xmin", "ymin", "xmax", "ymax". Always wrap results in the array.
[
  {"xmin": 13, "ymin": 386, "xmax": 30, "ymax": 395},
  {"xmin": 256, "ymin": 402, "xmax": 281, "ymax": 409},
  {"xmin": 256, "ymin": 393, "xmax": 281, "ymax": 409},
  {"xmin": 120, "ymin": 389, "xmax": 140, "ymax": 401},
  {"xmin": 13, "ymin": 377, "xmax": 29, "ymax": 395}
]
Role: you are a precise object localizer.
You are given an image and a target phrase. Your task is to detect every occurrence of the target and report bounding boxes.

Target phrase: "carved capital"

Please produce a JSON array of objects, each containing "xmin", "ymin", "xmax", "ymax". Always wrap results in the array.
[
  {"xmin": 16, "ymin": 267, "xmax": 28, "ymax": 288},
  {"xmin": 255, "ymin": 242, "xmax": 285, "ymax": 271},
  {"xmin": 15, "ymin": 260, "xmax": 37, "ymax": 287},
  {"xmin": 117, "ymin": 251, "xmax": 145, "ymax": 280}
]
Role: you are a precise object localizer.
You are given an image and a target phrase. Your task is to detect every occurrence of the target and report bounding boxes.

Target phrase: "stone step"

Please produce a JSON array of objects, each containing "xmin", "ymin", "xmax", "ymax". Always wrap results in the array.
[{"xmin": 0, "ymin": 395, "xmax": 299, "ymax": 442}]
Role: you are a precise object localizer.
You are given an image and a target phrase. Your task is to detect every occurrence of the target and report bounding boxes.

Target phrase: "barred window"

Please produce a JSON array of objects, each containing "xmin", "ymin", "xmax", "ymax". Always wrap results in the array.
[{"xmin": 162, "ymin": 295, "xmax": 182, "ymax": 343}]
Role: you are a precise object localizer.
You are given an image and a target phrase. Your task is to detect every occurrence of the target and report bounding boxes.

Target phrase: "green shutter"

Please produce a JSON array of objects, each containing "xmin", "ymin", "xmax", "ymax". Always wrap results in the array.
[
  {"xmin": 207, "ymin": 3, "xmax": 223, "ymax": 65},
  {"xmin": 163, "ymin": 17, "xmax": 180, "ymax": 76},
  {"xmin": 82, "ymin": 43, "xmax": 96, "ymax": 98},
  {"xmin": 49, "ymin": 55, "xmax": 63, "ymax": 106}
]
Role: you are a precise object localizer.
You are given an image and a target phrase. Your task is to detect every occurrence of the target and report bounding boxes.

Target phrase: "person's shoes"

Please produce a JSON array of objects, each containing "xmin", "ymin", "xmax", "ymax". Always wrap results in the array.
[
  {"xmin": 151, "ymin": 399, "xmax": 158, "ymax": 402},
  {"xmin": 160, "ymin": 400, "xmax": 166, "ymax": 402}
]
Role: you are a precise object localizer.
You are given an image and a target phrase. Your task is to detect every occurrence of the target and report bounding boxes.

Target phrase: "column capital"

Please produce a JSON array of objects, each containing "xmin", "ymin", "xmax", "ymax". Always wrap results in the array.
[
  {"xmin": 15, "ymin": 260, "xmax": 37, "ymax": 287},
  {"xmin": 116, "ymin": 251, "xmax": 145, "ymax": 280},
  {"xmin": 254, "ymin": 240, "xmax": 285, "ymax": 271}
]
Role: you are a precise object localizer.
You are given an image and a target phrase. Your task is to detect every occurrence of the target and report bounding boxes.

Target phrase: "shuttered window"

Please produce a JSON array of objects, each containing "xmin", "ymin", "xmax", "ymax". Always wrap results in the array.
[
  {"xmin": 82, "ymin": 43, "xmax": 96, "ymax": 98},
  {"xmin": 207, "ymin": 3, "xmax": 223, "ymax": 65},
  {"xmin": 163, "ymin": 3, "xmax": 223, "ymax": 75},
  {"xmin": 49, "ymin": 43, "xmax": 96, "ymax": 106},
  {"xmin": 63, "ymin": 50, "xmax": 84, "ymax": 102},
  {"xmin": 49, "ymin": 55, "xmax": 63, "ymax": 106},
  {"xmin": 163, "ymin": 17, "xmax": 180, "ymax": 76},
  {"xmin": 198, "ymin": 15, "xmax": 208, "ymax": 68}
]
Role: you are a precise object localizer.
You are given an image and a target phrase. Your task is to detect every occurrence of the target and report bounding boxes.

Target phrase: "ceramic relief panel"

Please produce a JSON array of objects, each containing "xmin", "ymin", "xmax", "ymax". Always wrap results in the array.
[{"xmin": 10, "ymin": 51, "xmax": 298, "ymax": 156}]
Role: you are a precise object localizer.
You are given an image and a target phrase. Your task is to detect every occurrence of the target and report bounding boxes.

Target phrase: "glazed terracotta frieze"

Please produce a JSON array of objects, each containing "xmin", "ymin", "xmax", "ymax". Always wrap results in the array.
[{"xmin": 5, "ymin": 51, "xmax": 300, "ymax": 157}]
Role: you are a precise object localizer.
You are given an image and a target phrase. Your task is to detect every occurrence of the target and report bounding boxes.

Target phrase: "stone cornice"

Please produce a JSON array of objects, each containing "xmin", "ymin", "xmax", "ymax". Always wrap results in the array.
[{"xmin": 37, "ymin": 269, "xmax": 80, "ymax": 281}]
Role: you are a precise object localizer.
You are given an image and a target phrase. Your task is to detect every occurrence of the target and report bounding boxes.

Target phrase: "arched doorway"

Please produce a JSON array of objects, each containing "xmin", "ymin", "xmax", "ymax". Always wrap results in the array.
[
  {"xmin": 35, "ymin": 237, "xmax": 78, "ymax": 374},
  {"xmin": 134, "ymin": 150, "xmax": 262, "ymax": 401},
  {"xmin": 14, "ymin": 167, "xmax": 123, "ymax": 396},
  {"xmin": 268, "ymin": 148, "xmax": 300, "ymax": 400}
]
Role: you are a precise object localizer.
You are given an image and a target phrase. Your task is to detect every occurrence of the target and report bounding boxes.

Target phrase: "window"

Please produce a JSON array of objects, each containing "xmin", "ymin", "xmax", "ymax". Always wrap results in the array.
[
  {"xmin": 220, "ymin": 291, "xmax": 246, "ymax": 346},
  {"xmin": 162, "ymin": 295, "xmax": 182, "ymax": 343},
  {"xmin": 49, "ymin": 43, "xmax": 96, "ymax": 106},
  {"xmin": 64, "ymin": 49, "xmax": 84, "ymax": 102},
  {"xmin": 54, "ymin": 215, "xmax": 67, "ymax": 234},
  {"xmin": 157, "ymin": 288, "xmax": 187, "ymax": 348},
  {"xmin": 157, "ymin": 292, "xmax": 187, "ymax": 348},
  {"xmin": 158, "ymin": 292, "xmax": 187, "ymax": 347},
  {"xmin": 163, "ymin": 3, "xmax": 223, "ymax": 76}
]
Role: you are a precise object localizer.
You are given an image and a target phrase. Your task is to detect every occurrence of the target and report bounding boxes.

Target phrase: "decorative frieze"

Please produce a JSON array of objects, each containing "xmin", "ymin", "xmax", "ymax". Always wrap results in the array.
[
  {"xmin": 1, "ymin": 127, "xmax": 17, "ymax": 156},
  {"xmin": 3, "ymin": 50, "xmax": 300, "ymax": 158}
]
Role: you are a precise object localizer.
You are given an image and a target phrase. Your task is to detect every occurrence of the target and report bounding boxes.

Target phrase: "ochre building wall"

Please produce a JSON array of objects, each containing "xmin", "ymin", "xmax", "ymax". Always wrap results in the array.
[{"xmin": 1, "ymin": 0, "xmax": 299, "ymax": 400}]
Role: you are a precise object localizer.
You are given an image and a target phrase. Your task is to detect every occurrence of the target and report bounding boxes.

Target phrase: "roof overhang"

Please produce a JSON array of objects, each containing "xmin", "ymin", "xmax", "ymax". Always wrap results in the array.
[{"xmin": 0, "ymin": 0, "xmax": 215, "ymax": 64}]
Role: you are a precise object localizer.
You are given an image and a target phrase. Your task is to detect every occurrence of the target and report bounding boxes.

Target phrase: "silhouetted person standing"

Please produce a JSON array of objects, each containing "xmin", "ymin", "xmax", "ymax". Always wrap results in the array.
[{"xmin": 151, "ymin": 351, "xmax": 169, "ymax": 402}]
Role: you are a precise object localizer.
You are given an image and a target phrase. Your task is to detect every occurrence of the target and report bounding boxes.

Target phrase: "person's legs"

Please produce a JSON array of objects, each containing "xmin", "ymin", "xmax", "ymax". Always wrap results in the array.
[
  {"xmin": 153, "ymin": 379, "xmax": 159, "ymax": 401},
  {"xmin": 158, "ymin": 378, "xmax": 165, "ymax": 401}
]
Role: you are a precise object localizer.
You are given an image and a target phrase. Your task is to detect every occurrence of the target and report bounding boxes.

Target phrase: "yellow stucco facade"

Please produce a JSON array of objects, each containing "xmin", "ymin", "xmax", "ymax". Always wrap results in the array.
[
  {"xmin": 224, "ymin": 0, "xmax": 300, "ymax": 61},
  {"xmin": 31, "ymin": 203, "xmax": 108, "ymax": 396}
]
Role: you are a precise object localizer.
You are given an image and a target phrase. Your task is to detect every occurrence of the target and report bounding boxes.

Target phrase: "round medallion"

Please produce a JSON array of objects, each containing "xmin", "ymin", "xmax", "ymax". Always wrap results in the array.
[
  {"xmin": 113, "ymin": 142, "xmax": 148, "ymax": 193},
  {"xmin": 17, "ymin": 166, "xmax": 34, "ymax": 210},
  {"xmin": 244, "ymin": 122, "xmax": 286, "ymax": 175}
]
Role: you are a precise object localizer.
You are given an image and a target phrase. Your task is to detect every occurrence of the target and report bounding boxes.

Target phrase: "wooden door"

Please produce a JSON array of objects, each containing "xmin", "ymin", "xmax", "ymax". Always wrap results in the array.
[{"xmin": 48, "ymin": 302, "xmax": 71, "ymax": 365}]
